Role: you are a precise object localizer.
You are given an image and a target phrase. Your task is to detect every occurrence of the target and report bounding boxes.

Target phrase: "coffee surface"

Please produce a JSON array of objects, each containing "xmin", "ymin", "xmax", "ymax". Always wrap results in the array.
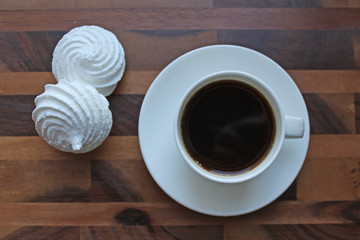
[{"xmin": 181, "ymin": 80, "xmax": 275, "ymax": 175}]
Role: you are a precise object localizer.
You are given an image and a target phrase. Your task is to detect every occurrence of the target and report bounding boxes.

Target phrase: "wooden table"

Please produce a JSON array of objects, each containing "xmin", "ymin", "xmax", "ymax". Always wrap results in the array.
[{"xmin": 1, "ymin": 0, "xmax": 360, "ymax": 239}]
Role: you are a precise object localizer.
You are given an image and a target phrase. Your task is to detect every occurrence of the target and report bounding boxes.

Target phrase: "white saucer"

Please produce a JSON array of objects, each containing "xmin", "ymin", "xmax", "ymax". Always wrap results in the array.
[{"xmin": 138, "ymin": 45, "xmax": 310, "ymax": 216}]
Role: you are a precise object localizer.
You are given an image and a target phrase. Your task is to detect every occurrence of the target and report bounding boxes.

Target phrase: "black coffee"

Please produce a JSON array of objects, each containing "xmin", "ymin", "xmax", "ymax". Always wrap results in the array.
[{"xmin": 180, "ymin": 80, "xmax": 276, "ymax": 175}]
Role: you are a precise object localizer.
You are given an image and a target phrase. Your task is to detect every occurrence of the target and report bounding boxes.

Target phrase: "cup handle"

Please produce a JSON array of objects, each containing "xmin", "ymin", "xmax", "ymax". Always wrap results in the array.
[{"xmin": 285, "ymin": 116, "xmax": 305, "ymax": 138}]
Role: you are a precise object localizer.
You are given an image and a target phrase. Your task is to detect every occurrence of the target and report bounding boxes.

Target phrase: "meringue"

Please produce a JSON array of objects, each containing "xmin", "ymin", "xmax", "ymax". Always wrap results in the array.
[
  {"xmin": 32, "ymin": 80, "xmax": 113, "ymax": 153},
  {"xmin": 52, "ymin": 25, "xmax": 125, "ymax": 96}
]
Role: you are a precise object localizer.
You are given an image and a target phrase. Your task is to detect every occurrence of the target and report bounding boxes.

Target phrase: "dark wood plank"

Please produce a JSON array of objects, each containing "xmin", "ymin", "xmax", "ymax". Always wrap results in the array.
[
  {"xmin": 117, "ymin": 30, "xmax": 217, "ymax": 71},
  {"xmin": 0, "ymin": 226, "xmax": 79, "ymax": 240},
  {"xmin": 109, "ymin": 95, "xmax": 143, "ymax": 136},
  {"xmin": 0, "ymin": 30, "xmax": 217, "ymax": 72},
  {"xmin": 1, "ymin": 9, "xmax": 360, "ymax": 32},
  {"xmin": 0, "ymin": 94, "xmax": 143, "ymax": 136},
  {"xmin": 218, "ymin": 30, "xmax": 356, "ymax": 69},
  {"xmin": 0, "ymin": 0, "xmax": 213, "ymax": 10},
  {"xmin": 224, "ymin": 224, "xmax": 360, "ymax": 240},
  {"xmin": 0, "ymin": 201, "xmax": 358, "ymax": 226},
  {"xmin": 303, "ymin": 93, "xmax": 355, "ymax": 134},
  {"xmin": 0, "ymin": 160, "xmax": 90, "ymax": 202},
  {"xmin": 81, "ymin": 226, "xmax": 223, "ymax": 240},
  {"xmin": 355, "ymin": 93, "xmax": 360, "ymax": 134},
  {"xmin": 0, "ymin": 32, "xmax": 63, "ymax": 72},
  {"xmin": 355, "ymin": 33, "xmax": 360, "ymax": 68},
  {"xmin": 319, "ymin": 0, "xmax": 360, "ymax": 8},
  {"xmin": 215, "ymin": 0, "xmax": 360, "ymax": 8},
  {"xmin": 277, "ymin": 181, "xmax": 297, "ymax": 201},
  {"xmin": 0, "ymin": 95, "xmax": 37, "ymax": 136}
]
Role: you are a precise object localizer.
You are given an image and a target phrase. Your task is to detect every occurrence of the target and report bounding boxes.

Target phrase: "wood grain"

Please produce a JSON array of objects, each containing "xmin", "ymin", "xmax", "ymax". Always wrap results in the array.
[
  {"xmin": 214, "ymin": 0, "xmax": 319, "ymax": 8},
  {"xmin": 218, "ymin": 30, "xmax": 356, "ymax": 69},
  {"xmin": 354, "ymin": 33, "xmax": 360, "ymax": 68},
  {"xmin": 0, "ymin": 0, "xmax": 359, "ymax": 237},
  {"xmin": 224, "ymin": 224, "xmax": 360, "ymax": 240},
  {"xmin": 1, "ymin": 70, "xmax": 360, "ymax": 95},
  {"xmin": 215, "ymin": 0, "xmax": 360, "ymax": 8},
  {"xmin": 0, "ymin": 157, "xmax": 296, "ymax": 203},
  {"xmin": 1, "ymin": 159, "xmax": 166, "ymax": 203},
  {"xmin": 0, "ymin": 32, "xmax": 63, "ymax": 72},
  {"xmin": 1, "ymin": 9, "xmax": 360, "ymax": 32},
  {"xmin": 11, "ymin": 93, "xmax": 357, "ymax": 137},
  {"xmin": 308, "ymin": 135, "xmax": 360, "ymax": 159},
  {"xmin": 0, "ymin": 30, "xmax": 217, "ymax": 72},
  {"xmin": 108, "ymin": 95, "xmax": 143, "ymax": 136},
  {"xmin": 356, "ymin": 93, "xmax": 360, "ymax": 133},
  {"xmin": 0, "ymin": 226, "xmax": 79, "ymax": 240},
  {"xmin": 0, "ymin": 95, "xmax": 36, "ymax": 136},
  {"xmin": 0, "ymin": 201, "xmax": 358, "ymax": 226},
  {"xmin": 81, "ymin": 226, "xmax": 223, "ymax": 240},
  {"xmin": 297, "ymin": 157, "xmax": 360, "ymax": 201},
  {"xmin": 90, "ymin": 160, "xmax": 170, "ymax": 203},
  {"xmin": 0, "ymin": 136, "xmax": 142, "ymax": 161},
  {"xmin": 289, "ymin": 70, "xmax": 360, "ymax": 93},
  {"xmin": 0, "ymin": 94, "xmax": 143, "ymax": 136},
  {"xmin": 318, "ymin": 0, "xmax": 360, "ymax": 8},
  {"xmin": 0, "ymin": 160, "xmax": 90, "ymax": 202},
  {"xmin": 0, "ymin": 71, "xmax": 156, "ymax": 95},
  {"xmin": 0, "ymin": 0, "xmax": 213, "ymax": 10},
  {"xmin": 303, "ymin": 93, "xmax": 355, "ymax": 134},
  {"xmin": 1, "ymin": 135, "xmax": 359, "ymax": 161}
]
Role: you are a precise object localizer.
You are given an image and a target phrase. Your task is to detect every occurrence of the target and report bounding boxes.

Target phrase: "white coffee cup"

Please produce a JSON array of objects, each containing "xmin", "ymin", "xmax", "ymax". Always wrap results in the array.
[{"xmin": 174, "ymin": 71, "xmax": 304, "ymax": 184}]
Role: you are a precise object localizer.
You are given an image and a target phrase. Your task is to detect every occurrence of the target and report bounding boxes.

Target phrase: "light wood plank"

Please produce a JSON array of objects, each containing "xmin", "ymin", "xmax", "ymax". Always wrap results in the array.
[
  {"xmin": 0, "ymin": 136, "xmax": 142, "ymax": 161},
  {"xmin": 91, "ymin": 160, "xmax": 171, "ymax": 202},
  {"xmin": 307, "ymin": 135, "xmax": 360, "ymax": 159},
  {"xmin": 0, "ymin": 201, "xmax": 357, "ymax": 226},
  {"xmin": 0, "ymin": 160, "xmax": 90, "ymax": 202},
  {"xmin": 1, "ymin": 70, "xmax": 360, "ymax": 95},
  {"xmin": 0, "ymin": 9, "xmax": 359, "ymax": 32},
  {"xmin": 0, "ymin": 226, "xmax": 79, "ymax": 239},
  {"xmin": 0, "ymin": 72, "xmax": 56, "ymax": 95},
  {"xmin": 0, "ymin": 135, "xmax": 360, "ymax": 161},
  {"xmin": 297, "ymin": 157, "xmax": 360, "ymax": 201},
  {"xmin": 0, "ymin": 71, "xmax": 156, "ymax": 95},
  {"xmin": 289, "ymin": 70, "xmax": 360, "ymax": 93}
]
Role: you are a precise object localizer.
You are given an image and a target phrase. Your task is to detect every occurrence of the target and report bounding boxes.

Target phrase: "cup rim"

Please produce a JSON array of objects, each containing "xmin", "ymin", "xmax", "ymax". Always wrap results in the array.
[{"xmin": 174, "ymin": 70, "xmax": 285, "ymax": 184}]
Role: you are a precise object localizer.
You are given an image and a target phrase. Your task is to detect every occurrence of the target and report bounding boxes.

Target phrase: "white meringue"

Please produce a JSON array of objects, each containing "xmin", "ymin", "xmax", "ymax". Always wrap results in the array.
[
  {"xmin": 32, "ymin": 80, "xmax": 113, "ymax": 153},
  {"xmin": 52, "ymin": 25, "xmax": 125, "ymax": 96}
]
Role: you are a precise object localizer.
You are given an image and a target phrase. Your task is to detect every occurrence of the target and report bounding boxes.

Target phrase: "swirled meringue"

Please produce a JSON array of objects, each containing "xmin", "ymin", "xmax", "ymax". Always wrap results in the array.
[
  {"xmin": 52, "ymin": 25, "xmax": 125, "ymax": 96},
  {"xmin": 32, "ymin": 80, "xmax": 113, "ymax": 153}
]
